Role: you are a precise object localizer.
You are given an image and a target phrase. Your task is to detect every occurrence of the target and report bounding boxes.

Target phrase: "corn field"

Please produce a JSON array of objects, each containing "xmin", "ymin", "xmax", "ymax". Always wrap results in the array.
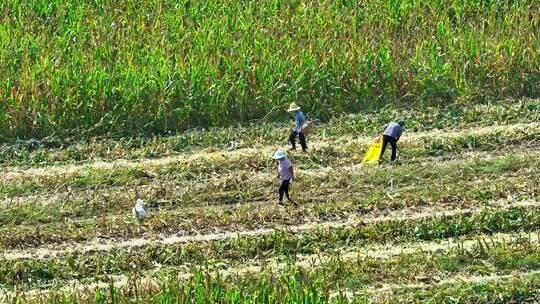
[
  {"xmin": 0, "ymin": 0, "xmax": 539, "ymax": 139},
  {"xmin": 2, "ymin": 0, "xmax": 540, "ymax": 302}
]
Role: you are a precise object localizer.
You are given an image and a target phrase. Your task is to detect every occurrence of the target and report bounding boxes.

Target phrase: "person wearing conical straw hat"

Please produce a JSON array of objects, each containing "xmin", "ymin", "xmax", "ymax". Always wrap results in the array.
[
  {"xmin": 273, "ymin": 150, "xmax": 294, "ymax": 205},
  {"xmin": 287, "ymin": 102, "xmax": 308, "ymax": 152}
]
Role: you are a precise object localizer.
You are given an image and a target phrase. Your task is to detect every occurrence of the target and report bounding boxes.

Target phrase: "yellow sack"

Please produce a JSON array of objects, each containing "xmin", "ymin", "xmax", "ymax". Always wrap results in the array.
[
  {"xmin": 289, "ymin": 180, "xmax": 298, "ymax": 200},
  {"xmin": 361, "ymin": 135, "xmax": 383, "ymax": 165}
]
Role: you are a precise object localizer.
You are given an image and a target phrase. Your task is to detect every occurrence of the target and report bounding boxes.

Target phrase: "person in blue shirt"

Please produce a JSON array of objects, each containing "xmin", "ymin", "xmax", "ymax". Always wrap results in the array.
[
  {"xmin": 380, "ymin": 120, "xmax": 405, "ymax": 161},
  {"xmin": 287, "ymin": 103, "xmax": 308, "ymax": 152}
]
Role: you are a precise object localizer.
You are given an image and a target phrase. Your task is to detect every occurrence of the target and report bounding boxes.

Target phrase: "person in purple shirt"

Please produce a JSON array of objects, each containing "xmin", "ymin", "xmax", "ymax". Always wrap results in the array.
[
  {"xmin": 287, "ymin": 103, "xmax": 308, "ymax": 152},
  {"xmin": 380, "ymin": 120, "xmax": 405, "ymax": 162},
  {"xmin": 273, "ymin": 150, "xmax": 294, "ymax": 205}
]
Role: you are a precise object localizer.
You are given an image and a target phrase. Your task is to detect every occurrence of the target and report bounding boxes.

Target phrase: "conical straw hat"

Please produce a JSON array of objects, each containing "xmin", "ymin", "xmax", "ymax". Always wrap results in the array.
[{"xmin": 287, "ymin": 103, "xmax": 301, "ymax": 112}]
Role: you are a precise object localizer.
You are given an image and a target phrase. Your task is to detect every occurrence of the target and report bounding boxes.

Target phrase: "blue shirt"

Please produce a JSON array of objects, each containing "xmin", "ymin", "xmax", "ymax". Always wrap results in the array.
[
  {"xmin": 383, "ymin": 122, "xmax": 403, "ymax": 140},
  {"xmin": 294, "ymin": 111, "xmax": 305, "ymax": 133}
]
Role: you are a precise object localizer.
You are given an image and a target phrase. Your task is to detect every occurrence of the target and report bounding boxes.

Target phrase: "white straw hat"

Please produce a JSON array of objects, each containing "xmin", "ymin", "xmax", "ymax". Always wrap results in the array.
[
  {"xmin": 272, "ymin": 150, "xmax": 286, "ymax": 159},
  {"xmin": 287, "ymin": 103, "xmax": 301, "ymax": 112}
]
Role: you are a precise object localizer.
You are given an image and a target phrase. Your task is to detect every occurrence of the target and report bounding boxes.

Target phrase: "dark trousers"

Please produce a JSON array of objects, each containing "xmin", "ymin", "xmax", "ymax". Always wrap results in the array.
[
  {"xmin": 380, "ymin": 135, "xmax": 398, "ymax": 161},
  {"xmin": 289, "ymin": 131, "xmax": 307, "ymax": 151},
  {"xmin": 279, "ymin": 179, "xmax": 291, "ymax": 202}
]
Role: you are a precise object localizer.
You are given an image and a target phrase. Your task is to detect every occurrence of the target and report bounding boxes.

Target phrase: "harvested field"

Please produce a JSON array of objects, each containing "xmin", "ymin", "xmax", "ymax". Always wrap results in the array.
[{"xmin": 1, "ymin": 100, "xmax": 540, "ymax": 303}]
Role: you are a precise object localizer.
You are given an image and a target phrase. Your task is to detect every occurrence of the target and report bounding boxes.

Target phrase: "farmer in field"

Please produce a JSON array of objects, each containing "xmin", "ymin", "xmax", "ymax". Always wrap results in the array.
[
  {"xmin": 287, "ymin": 103, "xmax": 308, "ymax": 152},
  {"xmin": 380, "ymin": 120, "xmax": 405, "ymax": 162},
  {"xmin": 273, "ymin": 150, "xmax": 294, "ymax": 205}
]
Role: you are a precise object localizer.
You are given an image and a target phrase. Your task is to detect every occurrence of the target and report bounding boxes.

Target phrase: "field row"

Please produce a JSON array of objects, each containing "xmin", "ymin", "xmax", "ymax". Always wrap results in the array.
[
  {"xmin": 1, "ymin": 99, "xmax": 538, "ymax": 168},
  {"xmin": 2, "ymin": 120, "xmax": 539, "ymax": 185},
  {"xmin": 1, "ymin": 148, "xmax": 538, "ymax": 251},
  {"xmin": 5, "ymin": 226, "xmax": 540, "ymax": 302},
  {"xmin": 1, "ymin": 121, "xmax": 538, "ymax": 214},
  {"xmin": 6, "ymin": 270, "xmax": 540, "ymax": 303},
  {"xmin": 1, "ymin": 132, "xmax": 537, "ymax": 215},
  {"xmin": 5, "ymin": 198, "xmax": 538, "ymax": 262}
]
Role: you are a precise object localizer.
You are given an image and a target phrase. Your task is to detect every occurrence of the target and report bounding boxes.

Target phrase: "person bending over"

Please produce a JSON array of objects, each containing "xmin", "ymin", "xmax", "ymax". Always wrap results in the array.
[{"xmin": 380, "ymin": 120, "xmax": 405, "ymax": 162}]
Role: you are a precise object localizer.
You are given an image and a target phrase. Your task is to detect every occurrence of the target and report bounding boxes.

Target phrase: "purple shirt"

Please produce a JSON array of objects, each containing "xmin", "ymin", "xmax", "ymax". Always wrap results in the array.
[{"xmin": 278, "ymin": 157, "xmax": 293, "ymax": 180}]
